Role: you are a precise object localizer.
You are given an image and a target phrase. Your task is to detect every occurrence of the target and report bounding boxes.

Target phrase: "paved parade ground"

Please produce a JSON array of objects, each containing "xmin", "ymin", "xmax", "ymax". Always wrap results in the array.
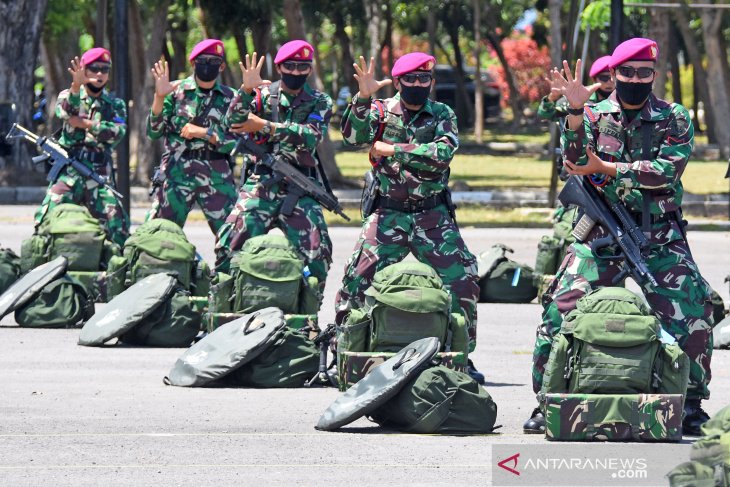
[{"xmin": 1, "ymin": 205, "xmax": 730, "ymax": 486}]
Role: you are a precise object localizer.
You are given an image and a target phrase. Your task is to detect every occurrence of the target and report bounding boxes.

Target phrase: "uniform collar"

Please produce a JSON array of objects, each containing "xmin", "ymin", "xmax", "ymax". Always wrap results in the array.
[
  {"xmin": 603, "ymin": 91, "xmax": 667, "ymax": 122},
  {"xmin": 182, "ymin": 75, "xmax": 225, "ymax": 94},
  {"xmin": 79, "ymin": 85, "xmax": 111, "ymax": 103}
]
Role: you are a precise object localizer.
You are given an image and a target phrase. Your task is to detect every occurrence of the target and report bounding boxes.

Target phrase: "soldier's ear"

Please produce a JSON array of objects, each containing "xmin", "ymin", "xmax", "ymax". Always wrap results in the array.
[{"xmin": 219, "ymin": 63, "xmax": 225, "ymax": 73}]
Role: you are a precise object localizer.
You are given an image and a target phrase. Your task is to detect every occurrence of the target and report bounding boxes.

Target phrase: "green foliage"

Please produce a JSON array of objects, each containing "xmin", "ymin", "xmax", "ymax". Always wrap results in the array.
[{"xmin": 581, "ymin": 0, "xmax": 610, "ymax": 30}]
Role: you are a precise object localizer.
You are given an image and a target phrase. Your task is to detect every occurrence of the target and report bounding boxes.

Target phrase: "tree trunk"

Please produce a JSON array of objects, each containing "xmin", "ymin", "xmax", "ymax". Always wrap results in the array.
[
  {"xmin": 364, "ymin": 0, "xmax": 383, "ymax": 78},
  {"xmin": 486, "ymin": 32, "xmax": 524, "ymax": 128},
  {"xmin": 283, "ymin": 0, "xmax": 347, "ymax": 186},
  {"xmin": 0, "ymin": 0, "xmax": 49, "ymax": 182},
  {"xmin": 250, "ymin": 12, "xmax": 272, "ymax": 79},
  {"xmin": 649, "ymin": 8, "xmax": 670, "ymax": 99},
  {"xmin": 41, "ymin": 30, "xmax": 79, "ymax": 134},
  {"xmin": 669, "ymin": 28, "xmax": 682, "ymax": 105},
  {"xmin": 547, "ymin": 0, "xmax": 563, "ymax": 208},
  {"xmin": 671, "ymin": 1, "xmax": 714, "ymax": 141},
  {"xmin": 447, "ymin": 22, "xmax": 473, "ymax": 129},
  {"xmin": 130, "ymin": 0, "xmax": 170, "ymax": 183},
  {"xmin": 332, "ymin": 9, "xmax": 356, "ymax": 94},
  {"xmin": 473, "ymin": 0, "xmax": 483, "ymax": 143},
  {"xmin": 700, "ymin": 9, "xmax": 730, "ymax": 158}
]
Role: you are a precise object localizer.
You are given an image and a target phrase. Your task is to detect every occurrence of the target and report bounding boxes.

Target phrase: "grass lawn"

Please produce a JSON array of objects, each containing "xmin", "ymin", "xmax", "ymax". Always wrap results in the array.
[{"xmin": 337, "ymin": 151, "xmax": 729, "ymax": 195}]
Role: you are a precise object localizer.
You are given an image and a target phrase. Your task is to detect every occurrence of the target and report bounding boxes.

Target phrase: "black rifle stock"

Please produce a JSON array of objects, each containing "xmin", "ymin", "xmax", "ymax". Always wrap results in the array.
[
  {"xmin": 558, "ymin": 175, "xmax": 657, "ymax": 287},
  {"xmin": 261, "ymin": 153, "xmax": 350, "ymax": 221},
  {"xmin": 6, "ymin": 123, "xmax": 123, "ymax": 199}
]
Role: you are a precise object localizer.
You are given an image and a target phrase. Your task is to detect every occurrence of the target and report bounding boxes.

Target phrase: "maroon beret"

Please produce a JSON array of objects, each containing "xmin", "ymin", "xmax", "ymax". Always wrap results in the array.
[
  {"xmin": 275, "ymin": 40, "xmax": 314, "ymax": 64},
  {"xmin": 589, "ymin": 56, "xmax": 612, "ymax": 78},
  {"xmin": 610, "ymin": 38, "xmax": 658, "ymax": 68},
  {"xmin": 189, "ymin": 39, "xmax": 224, "ymax": 61},
  {"xmin": 391, "ymin": 52, "xmax": 436, "ymax": 77},
  {"xmin": 81, "ymin": 47, "xmax": 111, "ymax": 66}
]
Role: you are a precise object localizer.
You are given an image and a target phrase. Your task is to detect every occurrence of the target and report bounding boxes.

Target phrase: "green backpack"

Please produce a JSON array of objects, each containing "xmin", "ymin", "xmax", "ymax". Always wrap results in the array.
[
  {"xmin": 340, "ymin": 262, "xmax": 468, "ymax": 356},
  {"xmin": 668, "ymin": 405, "xmax": 730, "ymax": 486},
  {"xmin": 15, "ymin": 275, "xmax": 95, "ymax": 328},
  {"xmin": 227, "ymin": 234, "xmax": 319, "ymax": 315},
  {"xmin": 477, "ymin": 244, "xmax": 538, "ymax": 303},
  {"xmin": 535, "ymin": 206, "xmax": 578, "ymax": 276},
  {"xmin": 370, "ymin": 365, "xmax": 498, "ymax": 434},
  {"xmin": 226, "ymin": 327, "xmax": 320, "ymax": 388},
  {"xmin": 541, "ymin": 287, "xmax": 689, "ymax": 397},
  {"xmin": 0, "ymin": 247, "xmax": 21, "ymax": 295},
  {"xmin": 21, "ymin": 203, "xmax": 119, "ymax": 273},
  {"xmin": 121, "ymin": 219, "xmax": 209, "ymax": 296}
]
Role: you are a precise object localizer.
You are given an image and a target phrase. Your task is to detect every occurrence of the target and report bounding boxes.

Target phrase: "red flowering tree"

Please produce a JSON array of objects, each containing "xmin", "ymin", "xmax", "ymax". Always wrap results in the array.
[{"xmin": 491, "ymin": 34, "xmax": 552, "ymax": 108}]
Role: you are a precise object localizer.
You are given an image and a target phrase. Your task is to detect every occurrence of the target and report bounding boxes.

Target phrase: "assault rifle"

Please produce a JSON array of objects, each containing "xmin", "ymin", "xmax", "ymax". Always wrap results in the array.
[
  {"xmin": 6, "ymin": 123, "xmax": 123, "ymax": 199},
  {"xmin": 558, "ymin": 175, "xmax": 658, "ymax": 287}
]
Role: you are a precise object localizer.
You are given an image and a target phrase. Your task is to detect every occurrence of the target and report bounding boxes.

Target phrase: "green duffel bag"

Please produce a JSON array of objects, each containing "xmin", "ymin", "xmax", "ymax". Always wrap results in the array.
[
  {"xmin": 230, "ymin": 234, "xmax": 307, "ymax": 314},
  {"xmin": 15, "ymin": 275, "xmax": 95, "ymax": 328},
  {"xmin": 541, "ymin": 287, "xmax": 689, "ymax": 398},
  {"xmin": 667, "ymin": 461, "xmax": 722, "ymax": 487},
  {"xmin": 371, "ymin": 365, "xmax": 498, "ymax": 434},
  {"xmin": 123, "ymin": 219, "xmax": 197, "ymax": 290},
  {"xmin": 228, "ymin": 326, "xmax": 319, "ymax": 388},
  {"xmin": 119, "ymin": 288, "xmax": 201, "ymax": 347},
  {"xmin": 477, "ymin": 244, "xmax": 538, "ymax": 303},
  {"xmin": 0, "ymin": 247, "xmax": 21, "ymax": 295}
]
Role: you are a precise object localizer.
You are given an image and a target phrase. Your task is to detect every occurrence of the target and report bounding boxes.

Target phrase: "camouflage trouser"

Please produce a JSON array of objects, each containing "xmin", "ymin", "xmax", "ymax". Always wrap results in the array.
[
  {"xmin": 531, "ymin": 227, "xmax": 713, "ymax": 401},
  {"xmin": 214, "ymin": 178, "xmax": 333, "ymax": 301},
  {"xmin": 146, "ymin": 156, "xmax": 237, "ymax": 236},
  {"xmin": 34, "ymin": 165, "xmax": 129, "ymax": 247},
  {"xmin": 334, "ymin": 205, "xmax": 480, "ymax": 352}
]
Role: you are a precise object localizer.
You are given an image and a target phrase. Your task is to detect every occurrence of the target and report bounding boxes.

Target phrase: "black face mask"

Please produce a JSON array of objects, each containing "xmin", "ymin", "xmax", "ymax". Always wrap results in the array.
[
  {"xmin": 281, "ymin": 73, "xmax": 308, "ymax": 91},
  {"xmin": 597, "ymin": 88, "xmax": 612, "ymax": 100},
  {"xmin": 85, "ymin": 83, "xmax": 105, "ymax": 94},
  {"xmin": 616, "ymin": 80, "xmax": 653, "ymax": 106},
  {"xmin": 399, "ymin": 84, "xmax": 431, "ymax": 106},
  {"xmin": 194, "ymin": 63, "xmax": 220, "ymax": 83}
]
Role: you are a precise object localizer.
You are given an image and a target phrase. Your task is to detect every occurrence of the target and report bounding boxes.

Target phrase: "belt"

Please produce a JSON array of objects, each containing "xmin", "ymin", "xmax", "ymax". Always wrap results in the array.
[
  {"xmin": 181, "ymin": 148, "xmax": 229, "ymax": 160},
  {"xmin": 69, "ymin": 147, "xmax": 108, "ymax": 166},
  {"xmin": 378, "ymin": 192, "xmax": 446, "ymax": 213},
  {"xmin": 630, "ymin": 212, "xmax": 673, "ymax": 225}
]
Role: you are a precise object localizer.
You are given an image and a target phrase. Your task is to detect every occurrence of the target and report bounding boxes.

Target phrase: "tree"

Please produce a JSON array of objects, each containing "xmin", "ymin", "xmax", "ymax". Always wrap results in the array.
[
  {"xmin": 700, "ymin": 6, "xmax": 730, "ymax": 158},
  {"xmin": 0, "ymin": 0, "xmax": 50, "ymax": 182}
]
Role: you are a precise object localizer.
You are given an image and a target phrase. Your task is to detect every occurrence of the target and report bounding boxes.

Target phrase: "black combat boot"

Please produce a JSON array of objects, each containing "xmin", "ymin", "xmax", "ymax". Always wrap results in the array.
[
  {"xmin": 523, "ymin": 407, "xmax": 545, "ymax": 434},
  {"xmin": 683, "ymin": 399, "xmax": 710, "ymax": 436},
  {"xmin": 466, "ymin": 359, "xmax": 485, "ymax": 385}
]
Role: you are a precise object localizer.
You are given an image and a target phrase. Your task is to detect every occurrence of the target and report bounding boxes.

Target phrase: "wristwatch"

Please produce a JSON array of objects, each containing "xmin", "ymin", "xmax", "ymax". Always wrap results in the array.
[
  {"xmin": 206, "ymin": 126, "xmax": 214, "ymax": 139},
  {"xmin": 261, "ymin": 120, "xmax": 273, "ymax": 136}
]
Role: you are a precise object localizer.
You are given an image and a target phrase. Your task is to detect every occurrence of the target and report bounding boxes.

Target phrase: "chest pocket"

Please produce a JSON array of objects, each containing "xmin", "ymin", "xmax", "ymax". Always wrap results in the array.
[
  {"xmin": 414, "ymin": 123, "xmax": 436, "ymax": 144},
  {"xmin": 382, "ymin": 117, "xmax": 407, "ymax": 143}
]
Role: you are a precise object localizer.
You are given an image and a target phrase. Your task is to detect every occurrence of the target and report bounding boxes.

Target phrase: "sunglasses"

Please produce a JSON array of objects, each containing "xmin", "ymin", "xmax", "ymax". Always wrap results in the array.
[
  {"xmin": 399, "ymin": 73, "xmax": 433, "ymax": 84},
  {"xmin": 195, "ymin": 56, "xmax": 223, "ymax": 66},
  {"xmin": 281, "ymin": 61, "xmax": 312, "ymax": 73},
  {"xmin": 595, "ymin": 73, "xmax": 611, "ymax": 82},
  {"xmin": 86, "ymin": 64, "xmax": 110, "ymax": 74},
  {"xmin": 616, "ymin": 66, "xmax": 655, "ymax": 79}
]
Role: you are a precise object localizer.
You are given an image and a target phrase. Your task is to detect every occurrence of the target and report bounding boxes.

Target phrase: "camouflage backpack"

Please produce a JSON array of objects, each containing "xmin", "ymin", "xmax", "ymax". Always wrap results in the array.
[
  {"xmin": 0, "ymin": 247, "xmax": 21, "ymax": 295},
  {"xmin": 477, "ymin": 244, "xmax": 538, "ymax": 303},
  {"xmin": 114, "ymin": 219, "xmax": 210, "ymax": 297},
  {"xmin": 21, "ymin": 203, "xmax": 119, "ymax": 273},
  {"xmin": 668, "ymin": 405, "xmax": 730, "ymax": 486},
  {"xmin": 541, "ymin": 287, "xmax": 689, "ymax": 398},
  {"xmin": 218, "ymin": 234, "xmax": 319, "ymax": 315},
  {"xmin": 340, "ymin": 262, "xmax": 468, "ymax": 356}
]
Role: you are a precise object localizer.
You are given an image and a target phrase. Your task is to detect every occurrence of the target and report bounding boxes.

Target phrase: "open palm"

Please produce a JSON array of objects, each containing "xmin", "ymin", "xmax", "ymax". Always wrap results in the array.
[
  {"xmin": 151, "ymin": 60, "xmax": 174, "ymax": 98},
  {"xmin": 240, "ymin": 52, "xmax": 266, "ymax": 93},
  {"xmin": 353, "ymin": 56, "xmax": 392, "ymax": 98},
  {"xmin": 553, "ymin": 59, "xmax": 601, "ymax": 108}
]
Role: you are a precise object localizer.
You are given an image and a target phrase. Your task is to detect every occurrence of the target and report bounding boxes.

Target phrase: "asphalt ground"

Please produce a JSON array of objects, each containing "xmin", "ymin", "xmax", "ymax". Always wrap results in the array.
[{"xmin": 1, "ymin": 205, "xmax": 729, "ymax": 486}]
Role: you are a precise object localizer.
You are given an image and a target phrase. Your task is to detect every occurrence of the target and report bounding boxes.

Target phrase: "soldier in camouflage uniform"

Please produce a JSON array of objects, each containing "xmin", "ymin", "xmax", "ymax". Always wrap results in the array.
[
  {"xmin": 35, "ymin": 47, "xmax": 129, "ymax": 247},
  {"xmin": 524, "ymin": 38, "xmax": 714, "ymax": 436},
  {"xmin": 333, "ymin": 53, "xmax": 482, "ymax": 382},
  {"xmin": 146, "ymin": 39, "xmax": 237, "ymax": 237},
  {"xmin": 537, "ymin": 56, "xmax": 615, "ymax": 122},
  {"xmin": 214, "ymin": 40, "xmax": 334, "ymax": 303}
]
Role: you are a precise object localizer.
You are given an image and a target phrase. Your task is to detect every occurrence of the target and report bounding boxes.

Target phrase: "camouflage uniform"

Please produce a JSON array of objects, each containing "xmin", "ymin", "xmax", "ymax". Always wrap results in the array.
[
  {"xmin": 146, "ymin": 76, "xmax": 237, "ymax": 235},
  {"xmin": 35, "ymin": 86, "xmax": 129, "ymax": 247},
  {"xmin": 214, "ymin": 81, "xmax": 334, "ymax": 296},
  {"xmin": 531, "ymin": 92, "xmax": 714, "ymax": 401},
  {"xmin": 334, "ymin": 93, "xmax": 479, "ymax": 351}
]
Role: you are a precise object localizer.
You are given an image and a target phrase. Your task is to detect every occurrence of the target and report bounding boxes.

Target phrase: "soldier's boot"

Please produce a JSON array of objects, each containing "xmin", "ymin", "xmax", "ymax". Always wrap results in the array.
[
  {"xmin": 523, "ymin": 407, "xmax": 545, "ymax": 434},
  {"xmin": 683, "ymin": 399, "xmax": 711, "ymax": 436},
  {"xmin": 466, "ymin": 359, "xmax": 485, "ymax": 385}
]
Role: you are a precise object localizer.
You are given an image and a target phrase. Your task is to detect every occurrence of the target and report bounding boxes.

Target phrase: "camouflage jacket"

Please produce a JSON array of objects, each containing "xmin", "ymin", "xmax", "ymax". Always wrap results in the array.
[
  {"xmin": 341, "ymin": 93, "xmax": 459, "ymax": 201},
  {"xmin": 55, "ymin": 86, "xmax": 127, "ymax": 152},
  {"xmin": 147, "ymin": 76, "xmax": 236, "ymax": 160},
  {"xmin": 538, "ymin": 91, "xmax": 606, "ymax": 122},
  {"xmin": 562, "ymin": 92, "xmax": 694, "ymax": 218},
  {"xmin": 224, "ymin": 81, "xmax": 332, "ymax": 169}
]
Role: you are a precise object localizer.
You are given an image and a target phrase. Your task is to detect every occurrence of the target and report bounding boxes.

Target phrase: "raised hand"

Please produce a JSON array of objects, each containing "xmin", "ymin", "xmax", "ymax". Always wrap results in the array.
[
  {"xmin": 545, "ymin": 67, "xmax": 564, "ymax": 102},
  {"xmin": 68, "ymin": 56, "xmax": 88, "ymax": 90},
  {"xmin": 151, "ymin": 60, "xmax": 174, "ymax": 98},
  {"xmin": 352, "ymin": 56, "xmax": 392, "ymax": 98},
  {"xmin": 554, "ymin": 59, "xmax": 602, "ymax": 109},
  {"xmin": 239, "ymin": 52, "xmax": 266, "ymax": 93}
]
